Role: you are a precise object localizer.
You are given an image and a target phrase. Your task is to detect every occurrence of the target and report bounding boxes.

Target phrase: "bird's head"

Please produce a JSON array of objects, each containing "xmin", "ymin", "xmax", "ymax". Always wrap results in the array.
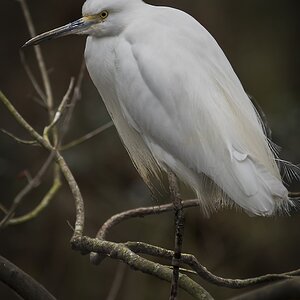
[{"xmin": 24, "ymin": 0, "xmax": 143, "ymax": 47}]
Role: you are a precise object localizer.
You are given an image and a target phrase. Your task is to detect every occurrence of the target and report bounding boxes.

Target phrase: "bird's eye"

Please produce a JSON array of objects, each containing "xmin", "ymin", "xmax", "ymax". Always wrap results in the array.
[{"xmin": 99, "ymin": 10, "xmax": 109, "ymax": 19}]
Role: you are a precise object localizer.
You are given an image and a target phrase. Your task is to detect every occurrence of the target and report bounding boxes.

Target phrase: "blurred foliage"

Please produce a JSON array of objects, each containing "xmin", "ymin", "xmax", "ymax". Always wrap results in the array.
[{"xmin": 0, "ymin": 0, "xmax": 299, "ymax": 299}]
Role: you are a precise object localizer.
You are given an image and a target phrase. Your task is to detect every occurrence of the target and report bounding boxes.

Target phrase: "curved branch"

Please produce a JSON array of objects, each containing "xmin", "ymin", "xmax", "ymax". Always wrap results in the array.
[
  {"xmin": 125, "ymin": 242, "xmax": 300, "ymax": 289},
  {"xmin": 0, "ymin": 255, "xmax": 56, "ymax": 300},
  {"xmin": 230, "ymin": 278, "xmax": 300, "ymax": 300},
  {"xmin": 8, "ymin": 177, "xmax": 62, "ymax": 225},
  {"xmin": 96, "ymin": 199, "xmax": 200, "ymax": 240},
  {"xmin": 0, "ymin": 152, "xmax": 55, "ymax": 229}
]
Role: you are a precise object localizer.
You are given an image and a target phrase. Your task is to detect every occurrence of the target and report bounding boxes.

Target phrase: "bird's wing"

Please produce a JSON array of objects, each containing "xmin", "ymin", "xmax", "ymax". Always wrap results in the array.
[{"xmin": 113, "ymin": 8, "xmax": 289, "ymax": 215}]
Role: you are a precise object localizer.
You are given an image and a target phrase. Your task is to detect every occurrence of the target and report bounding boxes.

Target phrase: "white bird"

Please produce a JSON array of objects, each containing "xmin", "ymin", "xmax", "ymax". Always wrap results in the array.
[{"xmin": 25, "ymin": 0, "xmax": 297, "ymax": 216}]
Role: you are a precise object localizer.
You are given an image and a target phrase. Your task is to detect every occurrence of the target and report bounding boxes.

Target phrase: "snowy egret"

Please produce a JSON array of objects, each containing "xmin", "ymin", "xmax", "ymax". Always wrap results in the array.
[{"xmin": 25, "ymin": 0, "xmax": 297, "ymax": 216}]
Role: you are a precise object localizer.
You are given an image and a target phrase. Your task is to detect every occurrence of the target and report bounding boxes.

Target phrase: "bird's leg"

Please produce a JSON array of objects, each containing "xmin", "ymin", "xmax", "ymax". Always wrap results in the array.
[{"xmin": 168, "ymin": 172, "xmax": 185, "ymax": 300}]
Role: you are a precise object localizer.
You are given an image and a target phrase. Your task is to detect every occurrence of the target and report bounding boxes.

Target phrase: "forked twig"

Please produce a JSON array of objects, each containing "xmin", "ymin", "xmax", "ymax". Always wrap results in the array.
[{"xmin": 0, "ymin": 152, "xmax": 55, "ymax": 229}]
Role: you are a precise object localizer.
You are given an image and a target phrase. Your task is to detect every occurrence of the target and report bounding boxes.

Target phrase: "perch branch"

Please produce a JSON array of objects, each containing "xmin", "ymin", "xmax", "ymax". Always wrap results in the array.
[
  {"xmin": 72, "ymin": 236, "xmax": 213, "ymax": 300},
  {"xmin": 125, "ymin": 241, "xmax": 299, "ymax": 288},
  {"xmin": 96, "ymin": 199, "xmax": 199, "ymax": 241}
]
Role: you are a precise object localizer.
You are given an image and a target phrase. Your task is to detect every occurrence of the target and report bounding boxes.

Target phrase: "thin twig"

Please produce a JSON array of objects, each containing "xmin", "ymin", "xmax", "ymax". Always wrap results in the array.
[
  {"xmin": 0, "ymin": 152, "xmax": 55, "ymax": 229},
  {"xmin": 8, "ymin": 178, "xmax": 62, "ymax": 226},
  {"xmin": 19, "ymin": 50, "xmax": 47, "ymax": 103},
  {"xmin": 61, "ymin": 121, "xmax": 114, "ymax": 151},
  {"xmin": 43, "ymin": 78, "xmax": 75, "ymax": 144},
  {"xmin": 0, "ymin": 91, "xmax": 52, "ymax": 149},
  {"xmin": 59, "ymin": 60, "xmax": 86, "ymax": 144},
  {"xmin": 0, "ymin": 204, "xmax": 8, "ymax": 214},
  {"xmin": 1, "ymin": 129, "xmax": 39, "ymax": 146},
  {"xmin": 19, "ymin": 0, "xmax": 54, "ymax": 116}
]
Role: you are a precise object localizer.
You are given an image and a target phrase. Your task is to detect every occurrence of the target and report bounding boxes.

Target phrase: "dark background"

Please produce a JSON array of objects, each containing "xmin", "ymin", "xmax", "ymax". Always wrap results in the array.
[{"xmin": 0, "ymin": 0, "xmax": 299, "ymax": 299}]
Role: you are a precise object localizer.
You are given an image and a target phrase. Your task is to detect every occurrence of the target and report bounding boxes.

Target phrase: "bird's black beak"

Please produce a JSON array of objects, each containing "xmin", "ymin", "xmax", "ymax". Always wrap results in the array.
[{"xmin": 23, "ymin": 17, "xmax": 96, "ymax": 47}]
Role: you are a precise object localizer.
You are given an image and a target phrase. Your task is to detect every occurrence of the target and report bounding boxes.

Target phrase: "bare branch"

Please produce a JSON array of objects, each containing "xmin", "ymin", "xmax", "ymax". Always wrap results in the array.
[
  {"xmin": 43, "ymin": 78, "xmax": 75, "ymax": 144},
  {"xmin": 59, "ymin": 60, "xmax": 86, "ymax": 144},
  {"xmin": 55, "ymin": 152, "xmax": 85, "ymax": 237},
  {"xmin": 0, "ymin": 255, "xmax": 56, "ymax": 300},
  {"xmin": 0, "ymin": 152, "xmax": 55, "ymax": 229},
  {"xmin": 125, "ymin": 241, "xmax": 300, "ymax": 289},
  {"xmin": 1, "ymin": 129, "xmax": 39, "ymax": 146},
  {"xmin": 61, "ymin": 121, "xmax": 114, "ymax": 151},
  {"xmin": 20, "ymin": 50, "xmax": 47, "ymax": 103},
  {"xmin": 96, "ymin": 199, "xmax": 199, "ymax": 241},
  {"xmin": 18, "ymin": 0, "xmax": 54, "ymax": 115},
  {"xmin": 0, "ymin": 91, "xmax": 52, "ymax": 150},
  {"xmin": 72, "ymin": 236, "xmax": 213, "ymax": 300},
  {"xmin": 8, "ymin": 178, "xmax": 62, "ymax": 226},
  {"xmin": 230, "ymin": 278, "xmax": 300, "ymax": 300},
  {"xmin": 0, "ymin": 203, "xmax": 8, "ymax": 214}
]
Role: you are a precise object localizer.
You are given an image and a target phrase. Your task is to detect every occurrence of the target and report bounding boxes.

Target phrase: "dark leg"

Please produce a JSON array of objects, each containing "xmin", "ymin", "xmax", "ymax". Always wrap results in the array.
[{"xmin": 168, "ymin": 172, "xmax": 185, "ymax": 300}]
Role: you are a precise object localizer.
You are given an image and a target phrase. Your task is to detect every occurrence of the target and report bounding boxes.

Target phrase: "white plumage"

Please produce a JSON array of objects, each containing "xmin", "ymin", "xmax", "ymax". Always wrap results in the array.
[
  {"xmin": 82, "ymin": 0, "xmax": 292, "ymax": 216},
  {"xmin": 26, "ymin": 0, "xmax": 296, "ymax": 216}
]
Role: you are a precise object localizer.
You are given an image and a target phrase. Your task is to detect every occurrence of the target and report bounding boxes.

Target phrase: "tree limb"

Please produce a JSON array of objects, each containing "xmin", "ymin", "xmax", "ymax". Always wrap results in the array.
[
  {"xmin": 0, "ymin": 255, "xmax": 56, "ymax": 300},
  {"xmin": 72, "ymin": 236, "xmax": 213, "ymax": 300}
]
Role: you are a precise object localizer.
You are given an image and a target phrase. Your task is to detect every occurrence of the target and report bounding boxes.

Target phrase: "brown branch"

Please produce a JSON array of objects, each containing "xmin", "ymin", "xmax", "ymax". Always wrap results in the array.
[
  {"xmin": 55, "ymin": 152, "xmax": 85, "ymax": 238},
  {"xmin": 90, "ymin": 199, "xmax": 199, "ymax": 265},
  {"xmin": 230, "ymin": 277, "xmax": 300, "ymax": 300},
  {"xmin": 97, "ymin": 199, "xmax": 199, "ymax": 241},
  {"xmin": 0, "ymin": 152, "xmax": 55, "ymax": 229},
  {"xmin": 125, "ymin": 241, "xmax": 300, "ymax": 289},
  {"xmin": 0, "ymin": 255, "xmax": 56, "ymax": 300},
  {"xmin": 168, "ymin": 172, "xmax": 185, "ymax": 300},
  {"xmin": 72, "ymin": 236, "xmax": 213, "ymax": 300}
]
